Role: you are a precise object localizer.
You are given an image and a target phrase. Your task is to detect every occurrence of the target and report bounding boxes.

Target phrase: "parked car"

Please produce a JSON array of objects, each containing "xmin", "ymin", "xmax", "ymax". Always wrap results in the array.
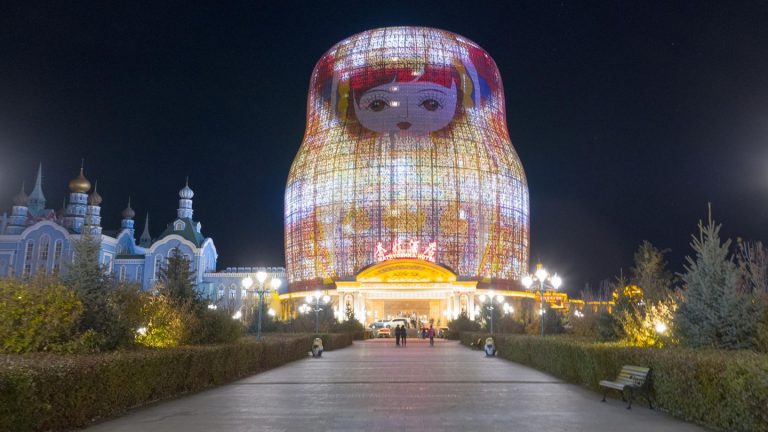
[
  {"xmin": 369, "ymin": 320, "xmax": 388, "ymax": 329},
  {"xmin": 375, "ymin": 327, "xmax": 391, "ymax": 338},
  {"xmin": 386, "ymin": 318, "xmax": 410, "ymax": 328}
]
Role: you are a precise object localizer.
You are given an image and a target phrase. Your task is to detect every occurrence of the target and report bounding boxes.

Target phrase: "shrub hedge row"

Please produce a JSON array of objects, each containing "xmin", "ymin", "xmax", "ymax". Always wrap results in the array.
[
  {"xmin": 460, "ymin": 333, "xmax": 768, "ymax": 432},
  {"xmin": 0, "ymin": 333, "xmax": 354, "ymax": 432}
]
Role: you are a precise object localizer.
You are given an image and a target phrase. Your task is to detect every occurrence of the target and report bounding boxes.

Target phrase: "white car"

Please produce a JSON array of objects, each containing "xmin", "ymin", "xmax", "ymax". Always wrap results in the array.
[{"xmin": 386, "ymin": 318, "xmax": 410, "ymax": 329}]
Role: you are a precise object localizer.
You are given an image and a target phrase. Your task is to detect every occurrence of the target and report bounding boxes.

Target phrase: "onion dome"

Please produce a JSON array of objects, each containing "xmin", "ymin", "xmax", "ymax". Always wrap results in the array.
[
  {"xmin": 122, "ymin": 197, "xmax": 136, "ymax": 219},
  {"xmin": 179, "ymin": 178, "xmax": 194, "ymax": 199},
  {"xmin": 13, "ymin": 183, "xmax": 28, "ymax": 206},
  {"xmin": 68, "ymin": 167, "xmax": 91, "ymax": 193},
  {"xmin": 88, "ymin": 181, "xmax": 102, "ymax": 205}
]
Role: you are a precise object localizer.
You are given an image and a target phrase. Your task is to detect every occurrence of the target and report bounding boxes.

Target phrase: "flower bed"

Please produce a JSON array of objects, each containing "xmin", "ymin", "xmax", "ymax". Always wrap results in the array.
[
  {"xmin": 460, "ymin": 333, "xmax": 768, "ymax": 432},
  {"xmin": 0, "ymin": 333, "xmax": 354, "ymax": 432}
]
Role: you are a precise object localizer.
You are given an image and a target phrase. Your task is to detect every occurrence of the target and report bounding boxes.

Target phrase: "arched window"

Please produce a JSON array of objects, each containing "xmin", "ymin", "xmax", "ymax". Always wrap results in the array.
[
  {"xmin": 52, "ymin": 240, "xmax": 63, "ymax": 274},
  {"xmin": 174, "ymin": 220, "xmax": 185, "ymax": 231},
  {"xmin": 154, "ymin": 255, "xmax": 163, "ymax": 280},
  {"xmin": 38, "ymin": 235, "xmax": 50, "ymax": 265},
  {"xmin": 229, "ymin": 284, "xmax": 237, "ymax": 304},
  {"xmin": 217, "ymin": 284, "xmax": 225, "ymax": 300},
  {"xmin": 136, "ymin": 266, "xmax": 143, "ymax": 283},
  {"xmin": 119, "ymin": 266, "xmax": 126, "ymax": 282},
  {"xmin": 22, "ymin": 240, "xmax": 34, "ymax": 278}
]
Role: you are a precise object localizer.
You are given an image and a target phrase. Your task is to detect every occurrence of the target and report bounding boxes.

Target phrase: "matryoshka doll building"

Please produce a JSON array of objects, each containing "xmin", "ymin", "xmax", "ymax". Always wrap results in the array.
[{"xmin": 284, "ymin": 27, "xmax": 564, "ymax": 325}]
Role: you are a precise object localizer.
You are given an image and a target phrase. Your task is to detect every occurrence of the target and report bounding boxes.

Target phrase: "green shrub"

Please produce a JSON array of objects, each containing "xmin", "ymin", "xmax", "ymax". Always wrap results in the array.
[
  {"xmin": 135, "ymin": 294, "xmax": 190, "ymax": 348},
  {"xmin": 195, "ymin": 308, "xmax": 242, "ymax": 344},
  {"xmin": 0, "ymin": 333, "xmax": 354, "ymax": 431},
  {"xmin": 460, "ymin": 333, "xmax": 768, "ymax": 431},
  {"xmin": 0, "ymin": 277, "xmax": 84, "ymax": 353},
  {"xmin": 446, "ymin": 312, "xmax": 481, "ymax": 339},
  {"xmin": 494, "ymin": 316, "xmax": 525, "ymax": 334}
]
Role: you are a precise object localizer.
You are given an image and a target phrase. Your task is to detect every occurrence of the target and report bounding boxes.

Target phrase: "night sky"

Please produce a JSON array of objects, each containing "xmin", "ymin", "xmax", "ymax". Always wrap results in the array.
[{"xmin": 2, "ymin": 1, "xmax": 767, "ymax": 295}]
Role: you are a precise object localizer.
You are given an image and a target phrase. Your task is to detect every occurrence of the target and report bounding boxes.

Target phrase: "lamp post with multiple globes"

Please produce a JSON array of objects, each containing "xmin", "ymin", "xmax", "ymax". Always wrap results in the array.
[
  {"xmin": 242, "ymin": 271, "xmax": 282, "ymax": 340},
  {"xmin": 478, "ymin": 290, "xmax": 506, "ymax": 335},
  {"xmin": 299, "ymin": 291, "xmax": 331, "ymax": 334},
  {"xmin": 521, "ymin": 264, "xmax": 562, "ymax": 337}
]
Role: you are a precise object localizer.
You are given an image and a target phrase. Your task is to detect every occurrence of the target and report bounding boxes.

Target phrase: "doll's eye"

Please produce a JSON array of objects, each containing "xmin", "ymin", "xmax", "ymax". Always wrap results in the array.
[
  {"xmin": 367, "ymin": 99, "xmax": 389, "ymax": 112},
  {"xmin": 419, "ymin": 99, "xmax": 442, "ymax": 111}
]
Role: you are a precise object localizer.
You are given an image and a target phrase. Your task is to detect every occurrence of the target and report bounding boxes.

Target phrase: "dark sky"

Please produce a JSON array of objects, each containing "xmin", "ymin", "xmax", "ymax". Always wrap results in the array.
[{"xmin": 2, "ymin": 1, "xmax": 767, "ymax": 295}]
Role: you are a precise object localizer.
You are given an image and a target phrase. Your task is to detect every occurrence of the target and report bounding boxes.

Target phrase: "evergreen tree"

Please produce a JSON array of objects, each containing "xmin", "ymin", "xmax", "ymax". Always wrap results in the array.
[
  {"xmin": 63, "ymin": 235, "xmax": 113, "ymax": 335},
  {"xmin": 675, "ymin": 209, "xmax": 760, "ymax": 349},
  {"xmin": 158, "ymin": 248, "xmax": 198, "ymax": 305},
  {"xmin": 630, "ymin": 241, "xmax": 674, "ymax": 302}
]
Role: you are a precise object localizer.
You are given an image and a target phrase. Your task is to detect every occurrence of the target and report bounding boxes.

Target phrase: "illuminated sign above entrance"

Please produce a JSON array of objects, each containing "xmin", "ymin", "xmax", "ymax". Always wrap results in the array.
[{"xmin": 375, "ymin": 239, "xmax": 437, "ymax": 263}]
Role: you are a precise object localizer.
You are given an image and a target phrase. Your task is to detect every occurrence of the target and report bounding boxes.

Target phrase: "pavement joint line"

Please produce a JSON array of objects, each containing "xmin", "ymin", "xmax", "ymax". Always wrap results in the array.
[{"xmin": 235, "ymin": 380, "xmax": 563, "ymax": 385}]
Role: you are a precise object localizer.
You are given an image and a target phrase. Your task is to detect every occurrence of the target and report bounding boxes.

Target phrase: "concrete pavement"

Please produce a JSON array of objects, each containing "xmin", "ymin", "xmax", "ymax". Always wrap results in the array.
[{"xmin": 85, "ymin": 338, "xmax": 708, "ymax": 431}]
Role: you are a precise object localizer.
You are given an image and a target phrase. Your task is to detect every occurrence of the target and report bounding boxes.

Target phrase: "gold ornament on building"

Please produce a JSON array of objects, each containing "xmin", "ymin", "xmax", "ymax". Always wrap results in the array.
[{"xmin": 68, "ymin": 164, "xmax": 92, "ymax": 193}]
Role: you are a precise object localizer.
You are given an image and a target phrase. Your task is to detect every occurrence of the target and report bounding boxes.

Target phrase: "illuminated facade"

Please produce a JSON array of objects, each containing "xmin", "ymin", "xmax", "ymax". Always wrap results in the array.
[
  {"xmin": 0, "ymin": 164, "xmax": 287, "ymax": 316},
  {"xmin": 284, "ymin": 27, "xmax": 531, "ymax": 323}
]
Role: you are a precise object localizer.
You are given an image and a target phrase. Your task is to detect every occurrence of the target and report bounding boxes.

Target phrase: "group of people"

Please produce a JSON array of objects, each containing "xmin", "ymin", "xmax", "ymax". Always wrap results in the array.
[
  {"xmin": 394, "ymin": 324, "xmax": 407, "ymax": 346},
  {"xmin": 394, "ymin": 324, "xmax": 437, "ymax": 346}
]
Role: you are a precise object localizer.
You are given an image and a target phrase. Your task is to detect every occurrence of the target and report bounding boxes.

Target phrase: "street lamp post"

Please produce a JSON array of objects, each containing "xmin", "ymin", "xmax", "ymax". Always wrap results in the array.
[
  {"xmin": 303, "ymin": 291, "xmax": 331, "ymax": 334},
  {"xmin": 479, "ymin": 290, "xmax": 505, "ymax": 335},
  {"xmin": 242, "ymin": 271, "xmax": 282, "ymax": 340},
  {"xmin": 521, "ymin": 264, "xmax": 562, "ymax": 337}
]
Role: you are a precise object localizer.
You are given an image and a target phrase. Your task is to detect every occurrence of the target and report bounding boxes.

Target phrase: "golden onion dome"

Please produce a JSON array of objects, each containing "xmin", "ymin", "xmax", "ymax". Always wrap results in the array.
[
  {"xmin": 69, "ymin": 168, "xmax": 91, "ymax": 193},
  {"xmin": 13, "ymin": 183, "xmax": 28, "ymax": 206}
]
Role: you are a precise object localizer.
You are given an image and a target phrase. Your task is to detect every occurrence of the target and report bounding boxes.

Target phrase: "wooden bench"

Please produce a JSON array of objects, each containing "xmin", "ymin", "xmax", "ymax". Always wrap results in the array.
[{"xmin": 599, "ymin": 365, "xmax": 653, "ymax": 409}]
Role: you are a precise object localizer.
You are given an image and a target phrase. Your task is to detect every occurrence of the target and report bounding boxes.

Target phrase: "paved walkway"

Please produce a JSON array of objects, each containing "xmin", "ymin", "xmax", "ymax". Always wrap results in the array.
[{"xmin": 86, "ymin": 339, "xmax": 708, "ymax": 431}]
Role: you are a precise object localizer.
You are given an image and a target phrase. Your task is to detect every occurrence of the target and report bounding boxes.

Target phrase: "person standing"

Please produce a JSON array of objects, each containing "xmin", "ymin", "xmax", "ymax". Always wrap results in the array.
[
  {"xmin": 395, "ymin": 325, "xmax": 401, "ymax": 346},
  {"xmin": 401, "ymin": 325, "xmax": 407, "ymax": 347},
  {"xmin": 428, "ymin": 324, "xmax": 435, "ymax": 346}
]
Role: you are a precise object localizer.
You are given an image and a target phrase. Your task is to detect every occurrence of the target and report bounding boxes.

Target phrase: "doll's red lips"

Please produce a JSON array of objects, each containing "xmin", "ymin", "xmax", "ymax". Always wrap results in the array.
[{"xmin": 397, "ymin": 122, "xmax": 412, "ymax": 130}]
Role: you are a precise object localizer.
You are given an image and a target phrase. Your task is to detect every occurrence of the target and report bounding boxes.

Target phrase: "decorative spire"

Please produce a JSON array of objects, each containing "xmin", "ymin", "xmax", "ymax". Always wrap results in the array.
[
  {"xmin": 139, "ymin": 213, "xmax": 152, "ymax": 247},
  {"xmin": 13, "ymin": 182, "xmax": 28, "ymax": 206},
  {"xmin": 27, "ymin": 162, "xmax": 46, "ymax": 215},
  {"xmin": 88, "ymin": 180, "xmax": 102, "ymax": 205},
  {"xmin": 68, "ymin": 160, "xmax": 91, "ymax": 193},
  {"xmin": 122, "ymin": 197, "xmax": 136, "ymax": 219}
]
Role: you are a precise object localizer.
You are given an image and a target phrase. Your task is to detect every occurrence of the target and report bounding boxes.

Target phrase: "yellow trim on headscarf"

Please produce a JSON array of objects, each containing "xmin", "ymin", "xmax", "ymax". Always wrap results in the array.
[
  {"xmin": 337, "ymin": 80, "xmax": 350, "ymax": 121},
  {"xmin": 453, "ymin": 59, "xmax": 474, "ymax": 109}
]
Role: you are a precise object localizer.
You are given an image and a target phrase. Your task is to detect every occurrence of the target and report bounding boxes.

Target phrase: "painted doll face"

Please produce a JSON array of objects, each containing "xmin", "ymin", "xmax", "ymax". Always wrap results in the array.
[{"xmin": 353, "ymin": 80, "xmax": 458, "ymax": 135}]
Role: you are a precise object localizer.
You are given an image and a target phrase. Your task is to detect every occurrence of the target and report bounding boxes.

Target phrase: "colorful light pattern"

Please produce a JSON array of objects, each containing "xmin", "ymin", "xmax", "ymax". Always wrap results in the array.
[{"xmin": 285, "ymin": 27, "xmax": 529, "ymax": 291}]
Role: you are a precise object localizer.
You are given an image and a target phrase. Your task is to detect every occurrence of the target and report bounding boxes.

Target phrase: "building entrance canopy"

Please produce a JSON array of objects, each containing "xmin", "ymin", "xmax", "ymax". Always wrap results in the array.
[{"xmin": 336, "ymin": 258, "xmax": 477, "ymax": 325}]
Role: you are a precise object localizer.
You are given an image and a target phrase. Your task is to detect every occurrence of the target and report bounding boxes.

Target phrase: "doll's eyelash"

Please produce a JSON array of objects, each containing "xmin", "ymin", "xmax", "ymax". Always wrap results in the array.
[
  {"xmin": 418, "ymin": 94, "xmax": 445, "ymax": 105},
  {"xmin": 361, "ymin": 95, "xmax": 391, "ymax": 106}
]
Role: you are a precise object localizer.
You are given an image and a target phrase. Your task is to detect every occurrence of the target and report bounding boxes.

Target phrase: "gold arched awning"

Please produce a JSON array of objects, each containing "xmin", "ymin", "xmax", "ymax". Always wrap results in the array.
[{"xmin": 355, "ymin": 259, "xmax": 457, "ymax": 283}]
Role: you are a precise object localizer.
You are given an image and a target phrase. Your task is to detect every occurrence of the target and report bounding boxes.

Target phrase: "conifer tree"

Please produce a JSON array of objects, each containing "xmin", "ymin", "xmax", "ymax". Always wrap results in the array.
[
  {"xmin": 675, "ymin": 208, "xmax": 760, "ymax": 349},
  {"xmin": 630, "ymin": 241, "xmax": 673, "ymax": 303},
  {"xmin": 158, "ymin": 247, "xmax": 198, "ymax": 305},
  {"xmin": 64, "ymin": 235, "xmax": 113, "ymax": 334}
]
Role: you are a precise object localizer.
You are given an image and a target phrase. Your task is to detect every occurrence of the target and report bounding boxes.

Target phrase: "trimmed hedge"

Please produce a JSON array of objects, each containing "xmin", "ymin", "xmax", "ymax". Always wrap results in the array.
[
  {"xmin": 0, "ymin": 333, "xmax": 354, "ymax": 432},
  {"xmin": 460, "ymin": 333, "xmax": 768, "ymax": 432}
]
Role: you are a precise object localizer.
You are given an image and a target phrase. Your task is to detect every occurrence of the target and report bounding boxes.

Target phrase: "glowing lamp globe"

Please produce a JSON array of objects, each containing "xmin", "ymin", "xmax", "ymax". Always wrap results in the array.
[
  {"xmin": 256, "ymin": 271, "xmax": 268, "ymax": 285},
  {"xmin": 270, "ymin": 278, "xmax": 282, "ymax": 290},
  {"xmin": 551, "ymin": 274, "xmax": 562, "ymax": 290},
  {"xmin": 521, "ymin": 275, "xmax": 533, "ymax": 289},
  {"xmin": 535, "ymin": 266, "xmax": 548, "ymax": 282}
]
